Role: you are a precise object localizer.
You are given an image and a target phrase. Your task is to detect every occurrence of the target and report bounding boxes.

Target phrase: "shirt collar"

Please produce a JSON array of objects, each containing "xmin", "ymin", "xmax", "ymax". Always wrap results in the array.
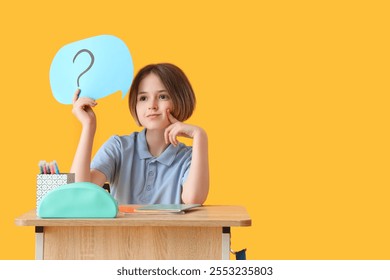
[{"xmin": 137, "ymin": 129, "xmax": 180, "ymax": 166}]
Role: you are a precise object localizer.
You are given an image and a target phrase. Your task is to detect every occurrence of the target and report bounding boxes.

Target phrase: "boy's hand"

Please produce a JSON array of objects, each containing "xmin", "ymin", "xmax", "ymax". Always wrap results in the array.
[
  {"xmin": 164, "ymin": 109, "xmax": 203, "ymax": 146},
  {"xmin": 72, "ymin": 89, "xmax": 98, "ymax": 127}
]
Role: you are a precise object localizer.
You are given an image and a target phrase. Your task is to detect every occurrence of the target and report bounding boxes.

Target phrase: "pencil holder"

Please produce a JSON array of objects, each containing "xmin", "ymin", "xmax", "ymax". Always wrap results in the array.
[{"xmin": 36, "ymin": 173, "xmax": 75, "ymax": 212}]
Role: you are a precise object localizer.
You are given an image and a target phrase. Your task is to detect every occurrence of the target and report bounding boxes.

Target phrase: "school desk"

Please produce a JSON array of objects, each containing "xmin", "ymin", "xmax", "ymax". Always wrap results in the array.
[{"xmin": 15, "ymin": 205, "xmax": 251, "ymax": 260}]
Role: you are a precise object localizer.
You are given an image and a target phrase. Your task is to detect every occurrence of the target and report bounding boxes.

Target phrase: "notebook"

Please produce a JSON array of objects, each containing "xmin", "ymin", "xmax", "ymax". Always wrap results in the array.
[{"xmin": 134, "ymin": 204, "xmax": 201, "ymax": 214}]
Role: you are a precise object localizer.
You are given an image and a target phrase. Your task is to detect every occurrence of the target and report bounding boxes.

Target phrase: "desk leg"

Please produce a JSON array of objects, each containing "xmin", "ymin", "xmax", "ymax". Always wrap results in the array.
[
  {"xmin": 35, "ymin": 226, "xmax": 44, "ymax": 260},
  {"xmin": 222, "ymin": 227, "xmax": 230, "ymax": 260}
]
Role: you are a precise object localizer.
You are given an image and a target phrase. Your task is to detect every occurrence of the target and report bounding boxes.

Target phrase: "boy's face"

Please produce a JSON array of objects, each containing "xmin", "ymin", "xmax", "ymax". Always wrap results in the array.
[{"xmin": 136, "ymin": 73, "xmax": 174, "ymax": 130}]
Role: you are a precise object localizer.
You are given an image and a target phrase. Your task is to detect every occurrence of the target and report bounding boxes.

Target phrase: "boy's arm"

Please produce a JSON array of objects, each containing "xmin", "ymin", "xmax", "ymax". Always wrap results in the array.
[
  {"xmin": 164, "ymin": 110, "xmax": 209, "ymax": 204},
  {"xmin": 181, "ymin": 128, "xmax": 209, "ymax": 204},
  {"xmin": 70, "ymin": 89, "xmax": 106, "ymax": 186},
  {"xmin": 70, "ymin": 123, "xmax": 95, "ymax": 182}
]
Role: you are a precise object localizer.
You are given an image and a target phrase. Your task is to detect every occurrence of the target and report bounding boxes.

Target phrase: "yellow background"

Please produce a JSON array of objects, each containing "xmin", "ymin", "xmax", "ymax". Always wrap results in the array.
[{"xmin": 1, "ymin": 0, "xmax": 389, "ymax": 259}]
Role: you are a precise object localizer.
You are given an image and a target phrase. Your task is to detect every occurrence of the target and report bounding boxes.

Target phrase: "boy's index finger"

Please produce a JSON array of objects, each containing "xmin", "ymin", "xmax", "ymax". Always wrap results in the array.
[
  {"xmin": 167, "ymin": 109, "xmax": 179, "ymax": 124},
  {"xmin": 72, "ymin": 89, "xmax": 81, "ymax": 103}
]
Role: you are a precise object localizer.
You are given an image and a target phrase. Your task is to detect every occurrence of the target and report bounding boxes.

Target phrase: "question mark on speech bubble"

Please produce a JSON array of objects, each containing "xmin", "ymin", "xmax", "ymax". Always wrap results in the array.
[
  {"xmin": 73, "ymin": 49, "xmax": 95, "ymax": 88},
  {"xmin": 50, "ymin": 35, "xmax": 133, "ymax": 104}
]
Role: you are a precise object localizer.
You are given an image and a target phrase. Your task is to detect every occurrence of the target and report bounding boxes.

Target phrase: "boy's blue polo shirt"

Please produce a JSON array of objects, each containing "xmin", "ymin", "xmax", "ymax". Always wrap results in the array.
[{"xmin": 91, "ymin": 129, "xmax": 192, "ymax": 204}]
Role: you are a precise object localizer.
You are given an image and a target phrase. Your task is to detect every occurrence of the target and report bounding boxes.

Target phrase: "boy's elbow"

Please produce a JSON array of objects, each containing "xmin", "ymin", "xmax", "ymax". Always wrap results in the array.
[
  {"xmin": 182, "ymin": 197, "xmax": 206, "ymax": 205},
  {"xmin": 181, "ymin": 191, "xmax": 208, "ymax": 205},
  {"xmin": 183, "ymin": 199, "xmax": 205, "ymax": 205}
]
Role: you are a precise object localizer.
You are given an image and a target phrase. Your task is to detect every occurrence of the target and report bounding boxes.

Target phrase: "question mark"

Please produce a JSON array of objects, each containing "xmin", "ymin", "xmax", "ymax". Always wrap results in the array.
[{"xmin": 73, "ymin": 49, "xmax": 95, "ymax": 88}]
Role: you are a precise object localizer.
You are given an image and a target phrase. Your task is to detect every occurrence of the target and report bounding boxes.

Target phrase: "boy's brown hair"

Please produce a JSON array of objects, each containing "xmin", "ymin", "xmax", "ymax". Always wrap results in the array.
[{"xmin": 128, "ymin": 63, "xmax": 196, "ymax": 125}]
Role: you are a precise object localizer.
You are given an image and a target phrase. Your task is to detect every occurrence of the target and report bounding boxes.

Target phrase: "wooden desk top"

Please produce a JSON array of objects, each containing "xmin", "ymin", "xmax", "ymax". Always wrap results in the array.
[{"xmin": 15, "ymin": 205, "xmax": 251, "ymax": 227}]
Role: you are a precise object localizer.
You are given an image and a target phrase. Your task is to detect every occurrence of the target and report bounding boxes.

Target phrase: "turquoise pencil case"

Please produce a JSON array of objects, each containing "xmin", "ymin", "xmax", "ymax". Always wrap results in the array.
[{"xmin": 37, "ymin": 182, "xmax": 118, "ymax": 218}]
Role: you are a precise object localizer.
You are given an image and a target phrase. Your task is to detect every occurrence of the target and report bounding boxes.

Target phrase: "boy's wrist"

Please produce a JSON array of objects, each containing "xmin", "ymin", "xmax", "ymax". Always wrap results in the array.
[
  {"xmin": 81, "ymin": 121, "xmax": 96, "ymax": 134},
  {"xmin": 193, "ymin": 127, "xmax": 207, "ymax": 140}
]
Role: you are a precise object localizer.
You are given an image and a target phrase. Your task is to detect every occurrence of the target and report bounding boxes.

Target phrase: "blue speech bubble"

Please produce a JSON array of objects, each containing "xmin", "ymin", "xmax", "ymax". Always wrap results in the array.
[{"xmin": 49, "ymin": 35, "xmax": 133, "ymax": 104}]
